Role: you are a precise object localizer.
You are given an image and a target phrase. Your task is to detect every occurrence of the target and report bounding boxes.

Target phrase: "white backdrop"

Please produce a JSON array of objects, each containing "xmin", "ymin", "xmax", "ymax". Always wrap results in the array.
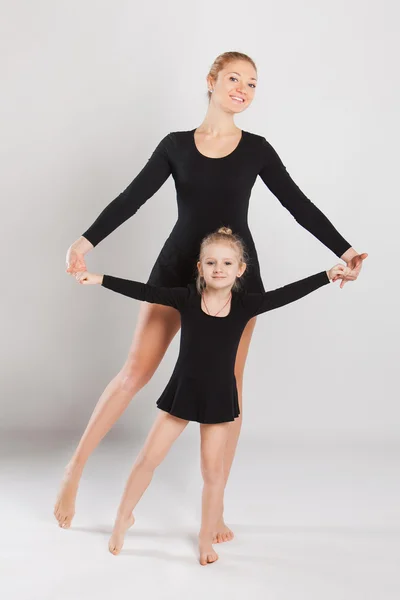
[{"xmin": 1, "ymin": 0, "xmax": 398, "ymax": 441}]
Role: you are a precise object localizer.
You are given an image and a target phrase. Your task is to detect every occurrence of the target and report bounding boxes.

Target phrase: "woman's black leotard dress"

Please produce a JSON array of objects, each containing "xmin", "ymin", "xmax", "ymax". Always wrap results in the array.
[
  {"xmin": 101, "ymin": 271, "xmax": 331, "ymax": 423},
  {"xmin": 82, "ymin": 130, "xmax": 351, "ymax": 293}
]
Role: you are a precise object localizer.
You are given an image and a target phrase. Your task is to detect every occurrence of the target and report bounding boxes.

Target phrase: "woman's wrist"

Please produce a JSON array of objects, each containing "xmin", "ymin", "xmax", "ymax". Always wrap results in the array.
[
  {"xmin": 340, "ymin": 247, "xmax": 358, "ymax": 264},
  {"xmin": 72, "ymin": 236, "xmax": 94, "ymax": 255}
]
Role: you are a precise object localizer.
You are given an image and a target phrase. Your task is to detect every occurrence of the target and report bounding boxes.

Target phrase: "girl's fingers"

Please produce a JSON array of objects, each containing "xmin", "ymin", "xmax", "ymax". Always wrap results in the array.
[{"xmin": 75, "ymin": 271, "xmax": 88, "ymax": 283}]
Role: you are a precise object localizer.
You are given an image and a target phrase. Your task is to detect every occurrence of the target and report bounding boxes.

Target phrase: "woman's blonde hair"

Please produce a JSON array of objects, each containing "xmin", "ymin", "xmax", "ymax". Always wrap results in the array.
[
  {"xmin": 207, "ymin": 51, "xmax": 257, "ymax": 101},
  {"xmin": 196, "ymin": 227, "xmax": 248, "ymax": 294}
]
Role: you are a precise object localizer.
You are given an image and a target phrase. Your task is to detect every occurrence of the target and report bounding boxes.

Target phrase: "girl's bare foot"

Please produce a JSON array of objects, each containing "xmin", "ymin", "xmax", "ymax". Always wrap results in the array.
[
  {"xmin": 108, "ymin": 514, "xmax": 135, "ymax": 555},
  {"xmin": 213, "ymin": 519, "xmax": 234, "ymax": 543},
  {"xmin": 53, "ymin": 463, "xmax": 83, "ymax": 528},
  {"xmin": 198, "ymin": 534, "xmax": 219, "ymax": 566}
]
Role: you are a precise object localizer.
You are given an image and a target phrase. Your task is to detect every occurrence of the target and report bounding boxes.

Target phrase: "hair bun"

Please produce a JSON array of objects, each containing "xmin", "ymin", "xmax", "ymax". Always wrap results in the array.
[{"xmin": 217, "ymin": 227, "xmax": 232, "ymax": 235}]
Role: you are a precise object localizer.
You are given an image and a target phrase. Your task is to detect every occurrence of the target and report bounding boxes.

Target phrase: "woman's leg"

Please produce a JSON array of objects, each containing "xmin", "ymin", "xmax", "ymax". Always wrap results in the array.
[
  {"xmin": 109, "ymin": 411, "xmax": 189, "ymax": 555},
  {"xmin": 54, "ymin": 303, "xmax": 181, "ymax": 528},
  {"xmin": 198, "ymin": 422, "xmax": 231, "ymax": 565},
  {"xmin": 214, "ymin": 315, "xmax": 258, "ymax": 543}
]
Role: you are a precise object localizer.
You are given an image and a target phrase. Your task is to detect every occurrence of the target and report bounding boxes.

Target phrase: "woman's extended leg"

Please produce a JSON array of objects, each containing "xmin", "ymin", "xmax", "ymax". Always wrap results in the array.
[
  {"xmin": 198, "ymin": 422, "xmax": 231, "ymax": 565},
  {"xmin": 54, "ymin": 303, "xmax": 181, "ymax": 528},
  {"xmin": 109, "ymin": 411, "xmax": 189, "ymax": 555},
  {"xmin": 214, "ymin": 315, "xmax": 257, "ymax": 543}
]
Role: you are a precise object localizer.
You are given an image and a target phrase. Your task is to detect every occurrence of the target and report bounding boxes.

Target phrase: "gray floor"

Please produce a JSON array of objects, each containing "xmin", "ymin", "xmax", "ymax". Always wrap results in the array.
[{"xmin": 1, "ymin": 431, "xmax": 399, "ymax": 600}]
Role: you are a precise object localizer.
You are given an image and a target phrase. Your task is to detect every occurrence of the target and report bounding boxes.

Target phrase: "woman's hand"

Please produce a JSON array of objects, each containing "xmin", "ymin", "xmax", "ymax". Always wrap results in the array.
[
  {"xmin": 339, "ymin": 249, "xmax": 368, "ymax": 289},
  {"xmin": 66, "ymin": 236, "xmax": 94, "ymax": 277},
  {"xmin": 74, "ymin": 271, "xmax": 103, "ymax": 285}
]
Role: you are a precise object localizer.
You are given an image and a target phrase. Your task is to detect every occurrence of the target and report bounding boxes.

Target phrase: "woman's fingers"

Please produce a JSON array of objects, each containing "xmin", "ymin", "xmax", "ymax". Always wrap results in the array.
[
  {"xmin": 66, "ymin": 261, "xmax": 86, "ymax": 275},
  {"xmin": 330, "ymin": 255, "xmax": 367, "ymax": 287},
  {"xmin": 346, "ymin": 252, "xmax": 368, "ymax": 275},
  {"xmin": 65, "ymin": 246, "xmax": 87, "ymax": 275}
]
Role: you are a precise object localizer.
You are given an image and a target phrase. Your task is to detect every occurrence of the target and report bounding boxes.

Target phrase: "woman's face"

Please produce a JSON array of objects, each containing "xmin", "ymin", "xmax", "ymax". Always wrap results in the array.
[{"xmin": 208, "ymin": 60, "xmax": 257, "ymax": 113}]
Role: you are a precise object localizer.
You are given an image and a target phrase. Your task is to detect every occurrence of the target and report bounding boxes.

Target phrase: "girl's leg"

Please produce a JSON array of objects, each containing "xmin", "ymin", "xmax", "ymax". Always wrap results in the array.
[
  {"xmin": 54, "ymin": 303, "xmax": 181, "ymax": 528},
  {"xmin": 109, "ymin": 411, "xmax": 189, "ymax": 555},
  {"xmin": 198, "ymin": 422, "xmax": 231, "ymax": 565},
  {"xmin": 214, "ymin": 315, "xmax": 258, "ymax": 543}
]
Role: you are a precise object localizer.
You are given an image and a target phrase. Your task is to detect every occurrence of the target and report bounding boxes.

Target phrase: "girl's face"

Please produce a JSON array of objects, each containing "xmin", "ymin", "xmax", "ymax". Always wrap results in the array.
[
  {"xmin": 197, "ymin": 242, "xmax": 246, "ymax": 291},
  {"xmin": 208, "ymin": 60, "xmax": 257, "ymax": 113}
]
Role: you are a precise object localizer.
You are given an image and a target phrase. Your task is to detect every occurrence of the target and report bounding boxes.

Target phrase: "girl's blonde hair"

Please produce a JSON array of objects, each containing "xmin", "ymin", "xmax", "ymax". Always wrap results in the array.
[
  {"xmin": 207, "ymin": 51, "xmax": 257, "ymax": 101},
  {"xmin": 196, "ymin": 227, "xmax": 248, "ymax": 294}
]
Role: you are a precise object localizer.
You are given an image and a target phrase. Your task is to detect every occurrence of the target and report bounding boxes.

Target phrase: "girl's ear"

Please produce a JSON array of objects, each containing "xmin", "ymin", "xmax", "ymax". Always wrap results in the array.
[
  {"xmin": 238, "ymin": 263, "xmax": 247, "ymax": 277},
  {"xmin": 197, "ymin": 260, "xmax": 202, "ymax": 275}
]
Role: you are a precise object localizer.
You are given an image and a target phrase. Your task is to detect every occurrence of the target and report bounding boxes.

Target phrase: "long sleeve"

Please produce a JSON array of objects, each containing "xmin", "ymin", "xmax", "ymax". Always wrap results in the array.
[
  {"xmin": 101, "ymin": 275, "xmax": 190, "ymax": 311},
  {"xmin": 259, "ymin": 138, "xmax": 351, "ymax": 258},
  {"xmin": 242, "ymin": 271, "xmax": 331, "ymax": 317},
  {"xmin": 82, "ymin": 134, "xmax": 172, "ymax": 247}
]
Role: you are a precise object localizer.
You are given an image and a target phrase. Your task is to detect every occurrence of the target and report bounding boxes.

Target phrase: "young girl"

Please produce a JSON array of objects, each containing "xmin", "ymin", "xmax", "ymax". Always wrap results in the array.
[{"xmin": 75, "ymin": 227, "xmax": 365, "ymax": 565}]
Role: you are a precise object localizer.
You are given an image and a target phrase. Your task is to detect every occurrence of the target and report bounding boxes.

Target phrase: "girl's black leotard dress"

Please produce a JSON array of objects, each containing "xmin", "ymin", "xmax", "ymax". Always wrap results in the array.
[
  {"xmin": 82, "ymin": 130, "xmax": 351, "ymax": 293},
  {"xmin": 101, "ymin": 271, "xmax": 331, "ymax": 423}
]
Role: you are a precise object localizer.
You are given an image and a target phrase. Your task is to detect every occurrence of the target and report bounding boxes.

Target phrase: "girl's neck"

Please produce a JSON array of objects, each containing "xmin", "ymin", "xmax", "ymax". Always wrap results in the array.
[{"xmin": 202, "ymin": 285, "xmax": 233, "ymax": 301}]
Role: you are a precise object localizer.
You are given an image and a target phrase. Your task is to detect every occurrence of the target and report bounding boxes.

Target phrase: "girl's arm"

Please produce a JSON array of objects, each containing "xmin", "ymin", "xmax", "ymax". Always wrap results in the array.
[
  {"xmin": 81, "ymin": 134, "xmax": 173, "ymax": 247},
  {"xmin": 258, "ymin": 138, "xmax": 352, "ymax": 258},
  {"xmin": 243, "ymin": 271, "xmax": 331, "ymax": 317},
  {"xmin": 75, "ymin": 272, "xmax": 190, "ymax": 311}
]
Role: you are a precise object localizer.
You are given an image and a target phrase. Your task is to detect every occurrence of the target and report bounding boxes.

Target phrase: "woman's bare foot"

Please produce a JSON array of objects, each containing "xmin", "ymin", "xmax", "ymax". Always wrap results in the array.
[
  {"xmin": 213, "ymin": 519, "xmax": 234, "ymax": 543},
  {"xmin": 198, "ymin": 534, "xmax": 219, "ymax": 566},
  {"xmin": 54, "ymin": 463, "xmax": 83, "ymax": 528},
  {"xmin": 108, "ymin": 514, "xmax": 135, "ymax": 555}
]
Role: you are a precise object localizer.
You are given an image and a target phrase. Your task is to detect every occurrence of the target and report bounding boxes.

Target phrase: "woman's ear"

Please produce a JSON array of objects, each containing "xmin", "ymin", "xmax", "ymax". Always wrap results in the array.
[{"xmin": 197, "ymin": 260, "xmax": 202, "ymax": 276}]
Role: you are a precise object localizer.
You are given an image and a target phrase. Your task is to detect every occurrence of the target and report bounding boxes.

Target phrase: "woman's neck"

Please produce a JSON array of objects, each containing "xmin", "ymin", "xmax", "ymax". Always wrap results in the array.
[{"xmin": 196, "ymin": 107, "xmax": 239, "ymax": 136}]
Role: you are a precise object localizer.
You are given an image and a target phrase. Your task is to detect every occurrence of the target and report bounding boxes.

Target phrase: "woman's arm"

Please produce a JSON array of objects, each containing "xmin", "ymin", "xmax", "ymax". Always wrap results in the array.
[
  {"xmin": 258, "ymin": 138, "xmax": 352, "ymax": 258},
  {"xmin": 81, "ymin": 134, "xmax": 173, "ymax": 247}
]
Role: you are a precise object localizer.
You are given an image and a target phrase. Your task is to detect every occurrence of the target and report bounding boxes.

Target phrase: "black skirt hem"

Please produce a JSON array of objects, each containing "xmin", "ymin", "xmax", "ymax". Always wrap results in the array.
[{"xmin": 156, "ymin": 404, "xmax": 240, "ymax": 424}]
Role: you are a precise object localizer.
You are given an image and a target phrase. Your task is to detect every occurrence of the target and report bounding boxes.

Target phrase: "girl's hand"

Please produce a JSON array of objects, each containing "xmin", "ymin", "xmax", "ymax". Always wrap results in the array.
[
  {"xmin": 74, "ymin": 271, "xmax": 103, "ymax": 285},
  {"xmin": 327, "ymin": 264, "xmax": 352, "ymax": 283}
]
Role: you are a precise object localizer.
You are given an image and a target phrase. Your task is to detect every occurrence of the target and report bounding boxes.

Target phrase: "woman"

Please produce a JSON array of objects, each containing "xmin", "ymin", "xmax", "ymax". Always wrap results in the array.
[{"xmin": 54, "ymin": 51, "xmax": 365, "ymax": 539}]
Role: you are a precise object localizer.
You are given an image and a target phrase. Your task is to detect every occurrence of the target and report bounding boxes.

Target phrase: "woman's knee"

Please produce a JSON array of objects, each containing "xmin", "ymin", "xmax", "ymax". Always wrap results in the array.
[
  {"xmin": 201, "ymin": 461, "xmax": 225, "ymax": 485},
  {"xmin": 117, "ymin": 359, "xmax": 156, "ymax": 395},
  {"xmin": 136, "ymin": 450, "xmax": 162, "ymax": 473}
]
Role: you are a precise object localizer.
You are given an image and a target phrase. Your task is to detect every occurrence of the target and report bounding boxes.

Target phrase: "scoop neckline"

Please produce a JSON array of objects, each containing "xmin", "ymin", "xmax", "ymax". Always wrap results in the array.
[
  {"xmin": 191, "ymin": 128, "xmax": 245, "ymax": 160},
  {"xmin": 199, "ymin": 291, "xmax": 234, "ymax": 319}
]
